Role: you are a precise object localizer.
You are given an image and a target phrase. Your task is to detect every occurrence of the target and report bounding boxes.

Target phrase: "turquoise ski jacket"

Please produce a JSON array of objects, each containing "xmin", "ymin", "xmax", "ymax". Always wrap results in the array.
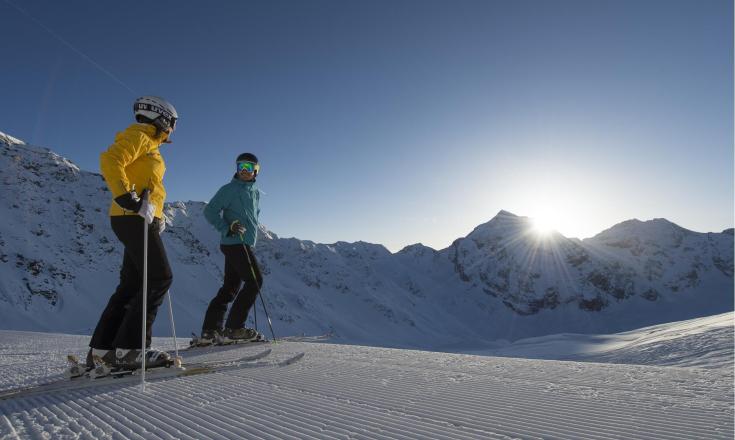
[{"xmin": 204, "ymin": 176, "xmax": 260, "ymax": 246}]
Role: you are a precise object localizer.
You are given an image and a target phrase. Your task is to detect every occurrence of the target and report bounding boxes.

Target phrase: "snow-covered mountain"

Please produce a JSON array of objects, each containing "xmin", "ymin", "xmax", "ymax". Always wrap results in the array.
[
  {"xmin": 447, "ymin": 210, "xmax": 733, "ymax": 312},
  {"xmin": 1, "ymin": 131, "xmax": 732, "ymax": 348}
]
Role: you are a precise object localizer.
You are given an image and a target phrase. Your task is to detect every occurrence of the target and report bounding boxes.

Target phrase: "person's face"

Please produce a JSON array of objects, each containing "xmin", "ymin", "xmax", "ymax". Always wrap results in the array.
[
  {"xmin": 237, "ymin": 161, "xmax": 257, "ymax": 181},
  {"xmin": 238, "ymin": 169, "xmax": 255, "ymax": 181},
  {"xmin": 158, "ymin": 119, "xmax": 174, "ymax": 142}
]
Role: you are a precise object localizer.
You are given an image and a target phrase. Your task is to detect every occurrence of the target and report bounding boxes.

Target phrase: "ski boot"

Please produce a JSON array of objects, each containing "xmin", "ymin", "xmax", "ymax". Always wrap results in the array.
[
  {"xmin": 114, "ymin": 348, "xmax": 174, "ymax": 371},
  {"xmin": 190, "ymin": 329, "xmax": 220, "ymax": 348},
  {"xmin": 68, "ymin": 352, "xmax": 102, "ymax": 379},
  {"xmin": 220, "ymin": 327, "xmax": 260, "ymax": 345},
  {"xmin": 85, "ymin": 348, "xmax": 116, "ymax": 369},
  {"xmin": 76, "ymin": 349, "xmax": 116, "ymax": 379},
  {"xmin": 89, "ymin": 351, "xmax": 117, "ymax": 379}
]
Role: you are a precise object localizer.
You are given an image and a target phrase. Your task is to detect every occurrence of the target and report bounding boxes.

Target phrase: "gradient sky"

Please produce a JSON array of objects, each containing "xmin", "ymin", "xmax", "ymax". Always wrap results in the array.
[{"xmin": 2, "ymin": 0, "xmax": 733, "ymax": 251}]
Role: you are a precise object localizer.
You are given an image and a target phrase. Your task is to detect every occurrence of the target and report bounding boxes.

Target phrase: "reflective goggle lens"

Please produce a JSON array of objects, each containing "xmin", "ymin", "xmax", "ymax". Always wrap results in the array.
[{"xmin": 237, "ymin": 161, "xmax": 257, "ymax": 173}]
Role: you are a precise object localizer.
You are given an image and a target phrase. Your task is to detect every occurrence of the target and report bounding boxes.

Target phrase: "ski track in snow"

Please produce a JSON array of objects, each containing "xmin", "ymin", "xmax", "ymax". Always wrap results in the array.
[{"xmin": 0, "ymin": 336, "xmax": 732, "ymax": 440}]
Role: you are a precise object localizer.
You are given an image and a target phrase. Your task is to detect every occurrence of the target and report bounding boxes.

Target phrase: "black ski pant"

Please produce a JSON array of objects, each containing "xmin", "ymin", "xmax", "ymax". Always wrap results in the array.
[
  {"xmin": 202, "ymin": 244, "xmax": 263, "ymax": 332},
  {"xmin": 90, "ymin": 216, "xmax": 173, "ymax": 350}
]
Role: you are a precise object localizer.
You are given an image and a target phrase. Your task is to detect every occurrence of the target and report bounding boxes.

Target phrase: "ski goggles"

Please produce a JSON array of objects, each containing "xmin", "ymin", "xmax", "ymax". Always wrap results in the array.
[{"xmin": 237, "ymin": 161, "xmax": 259, "ymax": 173}]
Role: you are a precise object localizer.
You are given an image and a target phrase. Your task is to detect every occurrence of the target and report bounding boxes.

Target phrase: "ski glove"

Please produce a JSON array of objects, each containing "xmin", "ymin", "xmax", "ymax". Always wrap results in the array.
[
  {"xmin": 138, "ymin": 190, "xmax": 155, "ymax": 225},
  {"xmin": 113, "ymin": 189, "xmax": 155, "ymax": 225},
  {"xmin": 228, "ymin": 220, "xmax": 246, "ymax": 237}
]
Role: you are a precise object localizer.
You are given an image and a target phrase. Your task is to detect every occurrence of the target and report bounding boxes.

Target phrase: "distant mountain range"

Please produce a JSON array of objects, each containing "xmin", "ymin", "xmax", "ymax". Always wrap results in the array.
[{"xmin": 1, "ymin": 130, "xmax": 732, "ymax": 349}]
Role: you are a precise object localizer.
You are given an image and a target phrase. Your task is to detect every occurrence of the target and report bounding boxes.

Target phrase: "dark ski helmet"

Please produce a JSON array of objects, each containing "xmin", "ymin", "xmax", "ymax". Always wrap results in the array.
[
  {"xmin": 236, "ymin": 153, "xmax": 260, "ymax": 176},
  {"xmin": 134, "ymin": 96, "xmax": 178, "ymax": 131},
  {"xmin": 237, "ymin": 153, "xmax": 258, "ymax": 163}
]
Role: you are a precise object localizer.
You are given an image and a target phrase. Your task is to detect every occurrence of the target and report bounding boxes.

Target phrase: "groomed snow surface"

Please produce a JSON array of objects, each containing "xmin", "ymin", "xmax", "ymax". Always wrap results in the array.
[{"xmin": 0, "ymin": 313, "xmax": 733, "ymax": 439}]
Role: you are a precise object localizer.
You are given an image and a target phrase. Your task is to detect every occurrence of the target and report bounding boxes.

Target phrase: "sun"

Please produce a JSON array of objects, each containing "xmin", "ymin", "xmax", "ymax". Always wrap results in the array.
[{"xmin": 530, "ymin": 217, "xmax": 556, "ymax": 237}]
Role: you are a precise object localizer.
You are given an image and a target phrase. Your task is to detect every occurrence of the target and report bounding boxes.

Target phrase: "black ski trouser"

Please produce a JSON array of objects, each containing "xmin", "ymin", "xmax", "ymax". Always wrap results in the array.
[
  {"xmin": 90, "ymin": 215, "xmax": 173, "ymax": 350},
  {"xmin": 202, "ymin": 244, "xmax": 263, "ymax": 332}
]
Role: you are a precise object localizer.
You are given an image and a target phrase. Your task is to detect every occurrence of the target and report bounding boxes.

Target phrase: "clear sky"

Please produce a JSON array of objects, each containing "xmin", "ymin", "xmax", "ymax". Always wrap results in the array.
[{"xmin": 2, "ymin": 0, "xmax": 733, "ymax": 252}]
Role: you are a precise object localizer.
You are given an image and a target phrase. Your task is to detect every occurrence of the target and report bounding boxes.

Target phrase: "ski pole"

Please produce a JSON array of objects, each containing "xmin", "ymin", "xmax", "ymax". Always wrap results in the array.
[
  {"xmin": 241, "ymin": 227, "xmax": 259, "ymax": 334},
  {"xmin": 253, "ymin": 291, "xmax": 259, "ymax": 335},
  {"xmin": 141, "ymin": 214, "xmax": 148, "ymax": 392},
  {"xmin": 258, "ymin": 289, "xmax": 276, "ymax": 343},
  {"xmin": 166, "ymin": 290, "xmax": 181, "ymax": 367},
  {"xmin": 243, "ymin": 245, "xmax": 276, "ymax": 342}
]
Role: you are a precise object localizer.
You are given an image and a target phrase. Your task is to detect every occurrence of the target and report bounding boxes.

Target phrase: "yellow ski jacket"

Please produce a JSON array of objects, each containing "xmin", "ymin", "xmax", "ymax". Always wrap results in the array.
[{"xmin": 99, "ymin": 123, "xmax": 168, "ymax": 218}]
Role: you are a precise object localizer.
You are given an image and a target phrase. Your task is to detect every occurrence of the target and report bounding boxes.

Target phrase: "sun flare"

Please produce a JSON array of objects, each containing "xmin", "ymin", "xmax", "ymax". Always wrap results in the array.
[{"xmin": 530, "ymin": 217, "xmax": 556, "ymax": 237}]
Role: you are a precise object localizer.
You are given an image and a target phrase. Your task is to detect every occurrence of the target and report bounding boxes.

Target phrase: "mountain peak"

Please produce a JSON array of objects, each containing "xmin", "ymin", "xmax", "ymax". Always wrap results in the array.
[
  {"xmin": 494, "ymin": 209, "xmax": 519, "ymax": 219},
  {"xmin": 477, "ymin": 210, "xmax": 524, "ymax": 229},
  {"xmin": 591, "ymin": 217, "xmax": 690, "ymax": 241},
  {"xmin": 397, "ymin": 243, "xmax": 437, "ymax": 257},
  {"xmin": 0, "ymin": 131, "xmax": 26, "ymax": 147},
  {"xmin": 586, "ymin": 217, "xmax": 700, "ymax": 252},
  {"xmin": 464, "ymin": 210, "xmax": 528, "ymax": 240}
]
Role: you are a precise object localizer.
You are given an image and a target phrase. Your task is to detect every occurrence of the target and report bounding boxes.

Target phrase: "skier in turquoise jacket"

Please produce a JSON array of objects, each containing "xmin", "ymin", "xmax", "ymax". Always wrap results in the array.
[{"xmin": 198, "ymin": 152, "xmax": 264, "ymax": 344}]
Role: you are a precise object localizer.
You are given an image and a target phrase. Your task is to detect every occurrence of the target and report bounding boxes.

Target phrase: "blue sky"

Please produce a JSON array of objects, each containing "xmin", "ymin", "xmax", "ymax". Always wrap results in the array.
[{"xmin": 2, "ymin": 0, "xmax": 732, "ymax": 251}]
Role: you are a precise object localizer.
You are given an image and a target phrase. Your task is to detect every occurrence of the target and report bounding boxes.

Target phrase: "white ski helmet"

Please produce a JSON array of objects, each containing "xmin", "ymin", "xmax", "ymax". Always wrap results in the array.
[{"xmin": 133, "ymin": 96, "xmax": 178, "ymax": 130}]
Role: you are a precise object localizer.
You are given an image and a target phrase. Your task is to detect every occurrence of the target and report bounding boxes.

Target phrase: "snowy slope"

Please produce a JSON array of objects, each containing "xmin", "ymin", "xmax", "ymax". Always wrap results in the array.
[
  {"xmin": 464, "ymin": 312, "xmax": 734, "ymax": 369},
  {"xmin": 0, "ymin": 313, "xmax": 733, "ymax": 439},
  {"xmin": 0, "ymin": 130, "xmax": 733, "ymax": 348}
]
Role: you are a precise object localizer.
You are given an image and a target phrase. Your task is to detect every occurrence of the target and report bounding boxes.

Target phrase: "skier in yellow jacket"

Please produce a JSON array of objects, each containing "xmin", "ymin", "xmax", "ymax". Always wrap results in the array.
[{"xmin": 88, "ymin": 96, "xmax": 178, "ymax": 370}]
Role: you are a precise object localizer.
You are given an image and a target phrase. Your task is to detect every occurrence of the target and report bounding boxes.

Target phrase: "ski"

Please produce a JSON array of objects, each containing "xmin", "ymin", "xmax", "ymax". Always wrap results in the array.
[
  {"xmin": 188, "ymin": 331, "xmax": 268, "ymax": 349},
  {"xmin": 217, "ymin": 334, "xmax": 268, "ymax": 346},
  {"xmin": 106, "ymin": 348, "xmax": 273, "ymax": 379},
  {"xmin": 89, "ymin": 351, "xmax": 179, "ymax": 380},
  {"xmin": 185, "ymin": 338, "xmax": 269, "ymax": 351},
  {"xmin": 185, "ymin": 331, "xmax": 328, "ymax": 350},
  {"xmin": 278, "ymin": 332, "xmax": 333, "ymax": 342},
  {"xmin": 0, "ymin": 348, "xmax": 290, "ymax": 401}
]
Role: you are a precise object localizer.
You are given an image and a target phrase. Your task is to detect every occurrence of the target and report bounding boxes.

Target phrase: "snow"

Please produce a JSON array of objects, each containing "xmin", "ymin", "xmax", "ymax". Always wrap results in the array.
[
  {"xmin": 0, "ymin": 313, "xmax": 733, "ymax": 439},
  {"xmin": 0, "ymin": 132, "xmax": 24, "ymax": 146},
  {"xmin": 463, "ymin": 312, "xmax": 734, "ymax": 369}
]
